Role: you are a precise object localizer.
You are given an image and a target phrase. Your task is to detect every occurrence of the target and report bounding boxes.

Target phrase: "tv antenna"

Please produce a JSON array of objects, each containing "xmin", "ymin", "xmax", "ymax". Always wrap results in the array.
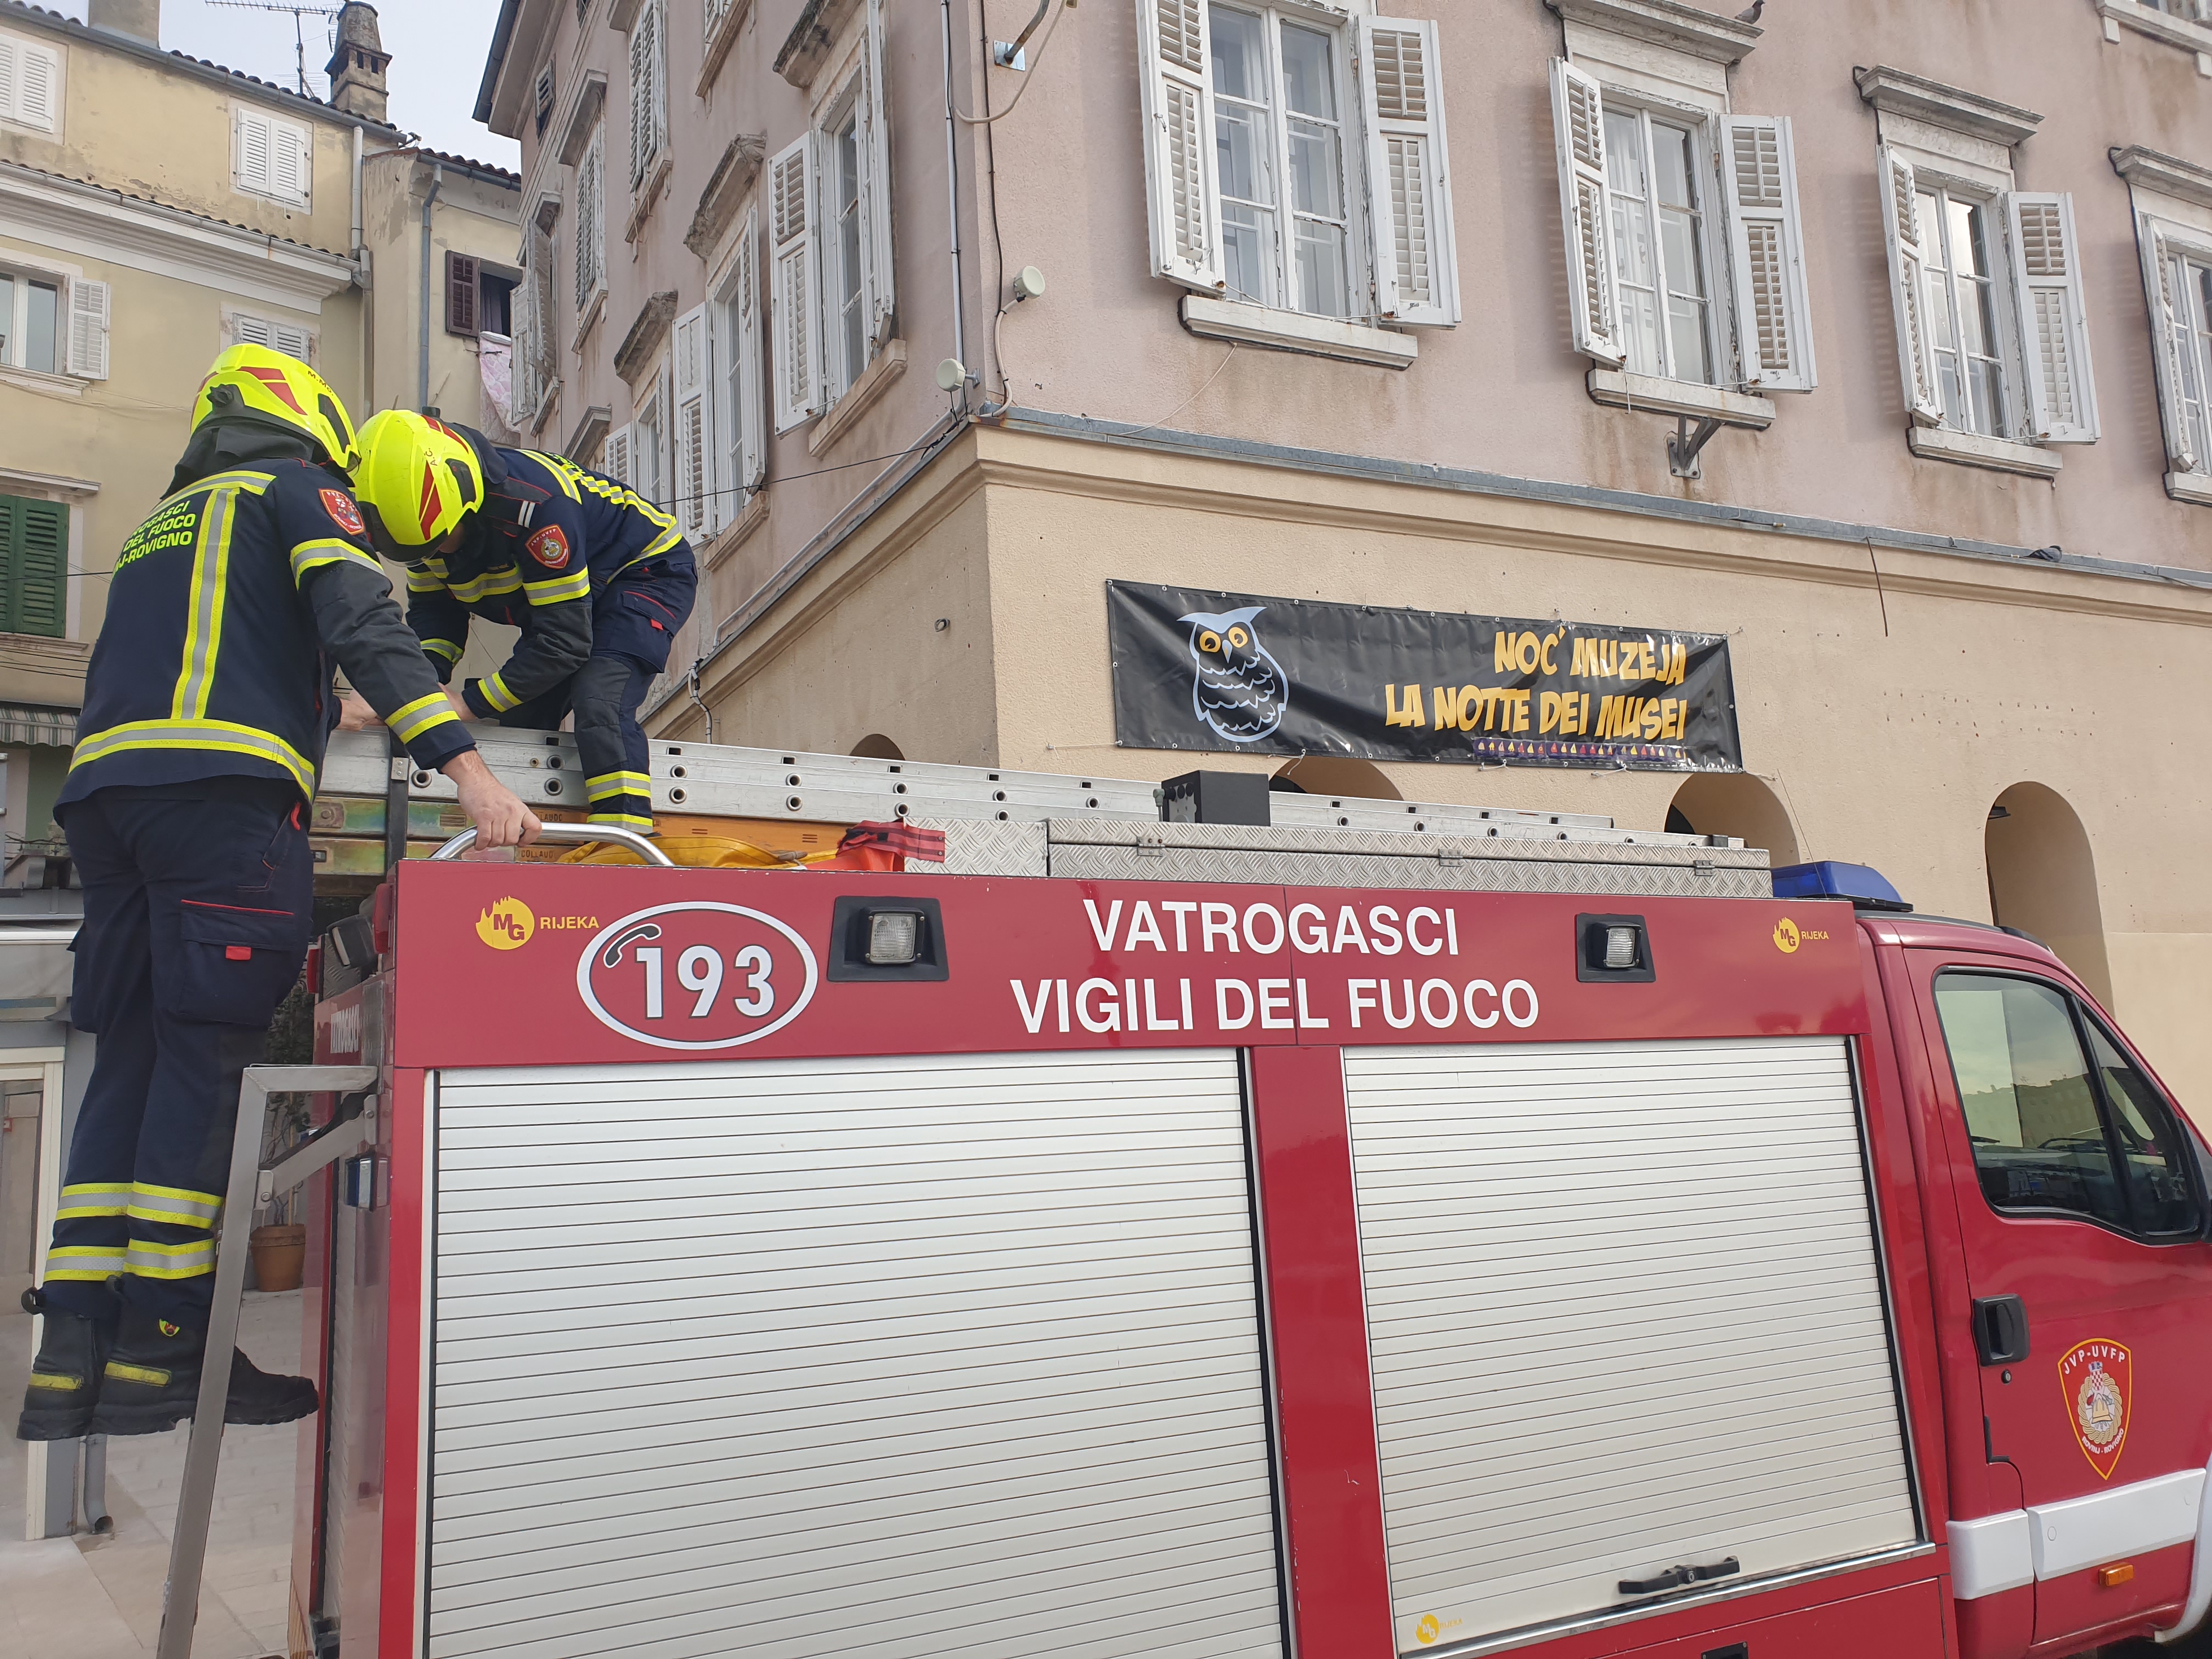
[{"xmin": 205, "ymin": 1, "xmax": 346, "ymax": 98}]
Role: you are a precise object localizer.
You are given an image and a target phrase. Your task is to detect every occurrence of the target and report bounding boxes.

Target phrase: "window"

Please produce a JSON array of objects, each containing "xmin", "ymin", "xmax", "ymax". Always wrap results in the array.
[
  {"xmin": 234, "ymin": 107, "xmax": 312, "ymax": 210},
  {"xmin": 708, "ymin": 206, "xmax": 765, "ymax": 535},
  {"xmin": 2134, "ymin": 203, "xmax": 2212, "ymax": 495},
  {"xmin": 1551, "ymin": 61, "xmax": 1813, "ymax": 394},
  {"xmin": 1876, "ymin": 146, "xmax": 2097, "ymax": 453},
  {"xmin": 600, "ymin": 424, "xmax": 633, "ymax": 486},
  {"xmin": 534, "ymin": 63, "xmax": 555, "ymax": 140},
  {"xmin": 232, "ymin": 311, "xmax": 312, "ymax": 362},
  {"xmin": 514, "ymin": 224, "xmax": 558, "ymax": 425},
  {"xmin": 1934, "ymin": 972, "xmax": 2203, "ymax": 1239},
  {"xmin": 575, "ymin": 126, "xmax": 606, "ymax": 323},
  {"xmin": 634, "ymin": 374, "xmax": 665, "ymax": 510},
  {"xmin": 0, "ymin": 30, "xmax": 61, "ymax": 133},
  {"xmin": 447, "ymin": 252, "xmax": 482, "ymax": 337},
  {"xmin": 768, "ymin": 0, "xmax": 893, "ymax": 431},
  {"xmin": 1139, "ymin": 5, "xmax": 1459, "ymax": 335},
  {"xmin": 0, "ymin": 494, "xmax": 66, "ymax": 640},
  {"xmin": 628, "ymin": 0, "xmax": 667, "ymax": 191},
  {"xmin": 0, "ymin": 271, "xmax": 59, "ymax": 374}
]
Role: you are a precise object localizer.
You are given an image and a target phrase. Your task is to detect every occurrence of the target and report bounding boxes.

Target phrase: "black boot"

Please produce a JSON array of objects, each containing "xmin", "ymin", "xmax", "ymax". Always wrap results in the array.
[
  {"xmin": 15, "ymin": 1287, "xmax": 117, "ymax": 1442},
  {"xmin": 88, "ymin": 1307, "xmax": 319, "ymax": 1436}
]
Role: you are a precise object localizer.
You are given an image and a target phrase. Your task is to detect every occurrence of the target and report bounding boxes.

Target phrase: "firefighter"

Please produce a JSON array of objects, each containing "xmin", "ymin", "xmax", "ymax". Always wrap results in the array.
[
  {"xmin": 15, "ymin": 346, "xmax": 541, "ymax": 1442},
  {"xmin": 347, "ymin": 412, "xmax": 698, "ymax": 834}
]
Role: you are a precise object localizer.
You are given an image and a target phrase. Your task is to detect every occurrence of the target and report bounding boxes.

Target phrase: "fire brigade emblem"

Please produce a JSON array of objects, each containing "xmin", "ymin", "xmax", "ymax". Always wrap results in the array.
[
  {"xmin": 1773, "ymin": 918, "xmax": 1802, "ymax": 953},
  {"xmin": 320, "ymin": 488, "xmax": 368, "ymax": 538},
  {"xmin": 475, "ymin": 897, "xmax": 535, "ymax": 951},
  {"xmin": 527, "ymin": 524, "xmax": 572, "ymax": 569},
  {"xmin": 2057, "ymin": 1339, "xmax": 2131, "ymax": 1480}
]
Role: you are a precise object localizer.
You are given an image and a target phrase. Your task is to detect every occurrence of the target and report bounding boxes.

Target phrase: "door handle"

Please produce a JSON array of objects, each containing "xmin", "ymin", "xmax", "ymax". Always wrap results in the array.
[
  {"xmin": 1618, "ymin": 1556, "xmax": 1740, "ymax": 1596},
  {"xmin": 1973, "ymin": 1295, "xmax": 2030, "ymax": 1365}
]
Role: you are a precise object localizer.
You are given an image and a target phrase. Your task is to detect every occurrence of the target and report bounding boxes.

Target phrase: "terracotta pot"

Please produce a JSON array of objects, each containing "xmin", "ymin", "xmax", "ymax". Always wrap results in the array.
[{"xmin": 249, "ymin": 1223, "xmax": 306, "ymax": 1293}]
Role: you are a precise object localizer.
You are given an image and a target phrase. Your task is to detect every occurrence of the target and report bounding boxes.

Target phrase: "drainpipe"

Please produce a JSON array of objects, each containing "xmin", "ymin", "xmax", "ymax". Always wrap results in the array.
[
  {"xmin": 349, "ymin": 123, "xmax": 364, "ymax": 264},
  {"xmin": 939, "ymin": 0, "xmax": 967, "ymax": 408},
  {"xmin": 418, "ymin": 157, "xmax": 443, "ymax": 412}
]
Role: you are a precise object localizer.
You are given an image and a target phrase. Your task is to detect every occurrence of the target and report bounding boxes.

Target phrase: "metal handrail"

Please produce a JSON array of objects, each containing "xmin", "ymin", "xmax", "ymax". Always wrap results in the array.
[{"xmin": 430, "ymin": 822, "xmax": 678, "ymax": 866}]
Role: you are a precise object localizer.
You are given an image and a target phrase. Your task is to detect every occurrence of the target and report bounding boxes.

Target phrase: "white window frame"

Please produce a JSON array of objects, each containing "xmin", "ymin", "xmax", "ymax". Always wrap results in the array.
[
  {"xmin": 233, "ymin": 105, "xmax": 313, "ymax": 211},
  {"xmin": 1910, "ymin": 175, "xmax": 2018, "ymax": 442},
  {"xmin": 0, "ymin": 28, "xmax": 63, "ymax": 136},
  {"xmin": 633, "ymin": 360, "xmax": 668, "ymax": 511},
  {"xmin": 1136, "ymin": 1, "xmax": 1460, "ymax": 362},
  {"xmin": 2137, "ymin": 208, "xmax": 2212, "ymax": 500},
  {"xmin": 0, "ymin": 262, "xmax": 66, "ymax": 376},
  {"xmin": 1598, "ymin": 97, "xmax": 1723, "ymax": 387},
  {"xmin": 226, "ymin": 308, "xmax": 314, "ymax": 364},
  {"xmin": 2163, "ymin": 241, "xmax": 2212, "ymax": 477},
  {"xmin": 708, "ymin": 204, "xmax": 766, "ymax": 538}
]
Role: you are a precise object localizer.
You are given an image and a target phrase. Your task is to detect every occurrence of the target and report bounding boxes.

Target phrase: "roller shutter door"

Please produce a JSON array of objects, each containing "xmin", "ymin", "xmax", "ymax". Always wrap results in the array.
[
  {"xmin": 427, "ymin": 1048, "xmax": 1285, "ymax": 1659},
  {"xmin": 1344, "ymin": 1037, "xmax": 1918, "ymax": 1653}
]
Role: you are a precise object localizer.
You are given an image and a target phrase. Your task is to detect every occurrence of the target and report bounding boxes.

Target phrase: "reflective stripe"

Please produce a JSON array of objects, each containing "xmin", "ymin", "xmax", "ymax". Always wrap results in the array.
[
  {"xmin": 172, "ymin": 487, "xmax": 239, "ymax": 720},
  {"xmin": 526, "ymin": 569, "xmax": 591, "ymax": 606},
  {"xmin": 424, "ymin": 637, "xmax": 463, "ymax": 663},
  {"xmin": 407, "ymin": 567, "xmax": 448, "ymax": 593},
  {"xmin": 448, "ymin": 568, "xmax": 526, "ymax": 604},
  {"xmin": 588, "ymin": 812, "xmax": 655, "ymax": 829},
  {"xmin": 523, "ymin": 451, "xmax": 584, "ymax": 501},
  {"xmin": 386, "ymin": 692, "xmax": 460, "ymax": 743},
  {"xmin": 26, "ymin": 1373, "xmax": 86, "ymax": 1392},
  {"xmin": 70, "ymin": 719, "xmax": 314, "ymax": 794},
  {"xmin": 290, "ymin": 538, "xmax": 384, "ymax": 582},
  {"xmin": 58, "ymin": 1181, "xmax": 132, "ymax": 1221},
  {"xmin": 478, "ymin": 673, "xmax": 522, "ymax": 714},
  {"xmin": 105, "ymin": 1361, "xmax": 174, "ymax": 1386},
  {"xmin": 127, "ymin": 1181, "xmax": 222, "ymax": 1228},
  {"xmin": 127, "ymin": 1201, "xmax": 217, "ymax": 1228},
  {"xmin": 637, "ymin": 523, "xmax": 684, "ymax": 560},
  {"xmin": 151, "ymin": 469, "xmax": 275, "ymax": 514},
  {"xmin": 587, "ymin": 771, "xmax": 652, "ymax": 802},
  {"xmin": 44, "ymin": 1244, "xmax": 127, "ymax": 1280},
  {"xmin": 127, "ymin": 1238, "xmax": 216, "ymax": 1278}
]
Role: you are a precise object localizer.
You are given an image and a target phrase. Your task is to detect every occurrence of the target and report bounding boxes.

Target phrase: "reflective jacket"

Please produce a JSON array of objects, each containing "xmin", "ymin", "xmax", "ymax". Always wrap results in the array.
[
  {"xmin": 402, "ymin": 433, "xmax": 693, "ymax": 719},
  {"xmin": 61, "ymin": 458, "xmax": 473, "ymax": 808}
]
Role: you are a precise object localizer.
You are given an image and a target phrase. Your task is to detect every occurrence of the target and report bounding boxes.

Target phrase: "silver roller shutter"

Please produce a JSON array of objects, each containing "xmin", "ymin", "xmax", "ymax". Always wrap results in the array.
[
  {"xmin": 427, "ymin": 1048, "xmax": 1285, "ymax": 1659},
  {"xmin": 1344, "ymin": 1037, "xmax": 1919, "ymax": 1653}
]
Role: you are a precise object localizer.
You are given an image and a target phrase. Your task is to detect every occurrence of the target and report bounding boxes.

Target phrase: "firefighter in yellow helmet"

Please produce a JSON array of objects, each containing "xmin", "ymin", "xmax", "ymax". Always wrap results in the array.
[
  {"xmin": 15, "ymin": 347, "xmax": 541, "ymax": 1443},
  {"xmin": 349, "ymin": 410, "xmax": 697, "ymax": 834}
]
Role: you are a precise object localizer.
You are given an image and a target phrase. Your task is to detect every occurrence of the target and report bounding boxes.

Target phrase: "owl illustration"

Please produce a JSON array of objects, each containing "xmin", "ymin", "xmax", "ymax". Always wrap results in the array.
[{"xmin": 1181, "ymin": 606, "xmax": 1287, "ymax": 742}]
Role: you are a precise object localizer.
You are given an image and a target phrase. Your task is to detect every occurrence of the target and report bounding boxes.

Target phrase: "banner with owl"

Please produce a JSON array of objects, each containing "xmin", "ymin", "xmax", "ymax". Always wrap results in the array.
[{"xmin": 1107, "ymin": 582, "xmax": 1742, "ymax": 772}]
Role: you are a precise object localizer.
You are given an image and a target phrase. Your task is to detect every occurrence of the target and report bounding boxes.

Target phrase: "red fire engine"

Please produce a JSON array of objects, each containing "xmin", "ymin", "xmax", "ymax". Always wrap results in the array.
[{"xmin": 266, "ymin": 760, "xmax": 2210, "ymax": 1659}]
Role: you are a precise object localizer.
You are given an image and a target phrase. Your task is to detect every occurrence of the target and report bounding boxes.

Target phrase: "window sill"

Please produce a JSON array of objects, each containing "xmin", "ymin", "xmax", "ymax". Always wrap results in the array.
[
  {"xmin": 529, "ymin": 379, "xmax": 562, "ymax": 437},
  {"xmin": 0, "ymin": 366, "xmax": 84, "ymax": 398},
  {"xmin": 1908, "ymin": 425, "xmax": 2061, "ymax": 479},
  {"xmin": 702, "ymin": 488, "xmax": 769, "ymax": 570},
  {"xmin": 697, "ymin": 0, "xmax": 755, "ymax": 96},
  {"xmin": 1180, "ymin": 295, "xmax": 1418, "ymax": 368},
  {"xmin": 1586, "ymin": 368, "xmax": 1775, "ymax": 429},
  {"xmin": 624, "ymin": 153, "xmax": 673, "ymax": 246},
  {"xmin": 808, "ymin": 338, "xmax": 907, "ymax": 456},
  {"xmin": 2166, "ymin": 470, "xmax": 2212, "ymax": 505},
  {"xmin": 2098, "ymin": 0, "xmax": 2212, "ymax": 66},
  {"xmin": 572, "ymin": 287, "xmax": 606, "ymax": 353}
]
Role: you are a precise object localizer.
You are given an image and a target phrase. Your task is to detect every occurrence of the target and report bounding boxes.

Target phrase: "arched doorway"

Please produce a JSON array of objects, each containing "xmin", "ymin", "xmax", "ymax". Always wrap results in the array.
[
  {"xmin": 850, "ymin": 733, "xmax": 905, "ymax": 761},
  {"xmin": 1665, "ymin": 773, "xmax": 1799, "ymax": 865},
  {"xmin": 1271, "ymin": 756, "xmax": 1402, "ymax": 800},
  {"xmin": 1986, "ymin": 782, "xmax": 2114, "ymax": 1007}
]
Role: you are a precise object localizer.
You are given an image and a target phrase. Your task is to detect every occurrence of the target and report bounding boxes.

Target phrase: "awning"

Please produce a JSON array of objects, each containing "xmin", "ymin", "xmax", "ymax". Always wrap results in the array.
[{"xmin": 0, "ymin": 704, "xmax": 77, "ymax": 747}]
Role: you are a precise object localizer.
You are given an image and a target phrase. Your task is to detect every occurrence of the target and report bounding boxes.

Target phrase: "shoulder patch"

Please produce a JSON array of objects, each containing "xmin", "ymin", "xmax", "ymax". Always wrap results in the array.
[
  {"xmin": 320, "ymin": 489, "xmax": 368, "ymax": 539},
  {"xmin": 527, "ymin": 524, "xmax": 572, "ymax": 569}
]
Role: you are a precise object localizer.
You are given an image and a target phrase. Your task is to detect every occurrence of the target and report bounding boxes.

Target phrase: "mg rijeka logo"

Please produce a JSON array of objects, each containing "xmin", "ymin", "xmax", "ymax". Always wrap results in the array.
[{"xmin": 475, "ymin": 896, "xmax": 534, "ymax": 950}]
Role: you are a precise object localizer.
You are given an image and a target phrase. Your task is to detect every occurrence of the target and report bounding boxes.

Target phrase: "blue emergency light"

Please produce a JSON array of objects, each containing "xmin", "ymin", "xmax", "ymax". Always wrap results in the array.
[{"xmin": 1770, "ymin": 861, "xmax": 1911, "ymax": 911}]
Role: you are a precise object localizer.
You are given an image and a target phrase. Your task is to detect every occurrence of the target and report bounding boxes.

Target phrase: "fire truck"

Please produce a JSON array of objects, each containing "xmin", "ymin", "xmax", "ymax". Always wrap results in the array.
[{"xmin": 210, "ymin": 729, "xmax": 2212, "ymax": 1659}]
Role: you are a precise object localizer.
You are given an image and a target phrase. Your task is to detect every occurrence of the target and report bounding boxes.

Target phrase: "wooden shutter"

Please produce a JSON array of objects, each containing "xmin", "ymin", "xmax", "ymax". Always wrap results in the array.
[
  {"xmin": 0, "ymin": 496, "xmax": 67, "ymax": 640},
  {"xmin": 1357, "ymin": 18, "xmax": 1458, "ymax": 327},
  {"xmin": 236, "ymin": 108, "xmax": 274, "ymax": 196},
  {"xmin": 1719, "ymin": 116, "xmax": 1816, "ymax": 393},
  {"xmin": 66, "ymin": 279, "xmax": 108, "ymax": 381},
  {"xmin": 863, "ymin": 0, "xmax": 895, "ymax": 348},
  {"xmin": 272, "ymin": 321, "xmax": 313, "ymax": 360},
  {"xmin": 737, "ymin": 206, "xmax": 765, "ymax": 493},
  {"xmin": 1136, "ymin": 0, "xmax": 1224, "ymax": 293},
  {"xmin": 574, "ymin": 129, "xmax": 605, "ymax": 313},
  {"xmin": 1548, "ymin": 58, "xmax": 1622, "ymax": 365},
  {"xmin": 629, "ymin": 1, "xmax": 660, "ymax": 187},
  {"xmin": 2006, "ymin": 192, "xmax": 2098, "ymax": 443},
  {"xmin": 602, "ymin": 423, "xmax": 633, "ymax": 486},
  {"xmin": 2141, "ymin": 221, "xmax": 2199, "ymax": 473},
  {"xmin": 673, "ymin": 304, "xmax": 713, "ymax": 539},
  {"xmin": 268, "ymin": 117, "xmax": 311, "ymax": 208},
  {"xmin": 10, "ymin": 39, "xmax": 59, "ymax": 133},
  {"xmin": 1877, "ymin": 145, "xmax": 1943, "ymax": 426},
  {"xmin": 447, "ymin": 251, "xmax": 482, "ymax": 337},
  {"xmin": 769, "ymin": 136, "xmax": 821, "ymax": 432},
  {"xmin": 0, "ymin": 37, "xmax": 16, "ymax": 126},
  {"xmin": 529, "ymin": 223, "xmax": 558, "ymax": 406}
]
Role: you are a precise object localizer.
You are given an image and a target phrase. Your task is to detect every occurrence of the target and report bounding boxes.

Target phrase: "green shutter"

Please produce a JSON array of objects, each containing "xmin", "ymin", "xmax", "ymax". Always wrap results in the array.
[{"xmin": 0, "ymin": 494, "xmax": 67, "ymax": 639}]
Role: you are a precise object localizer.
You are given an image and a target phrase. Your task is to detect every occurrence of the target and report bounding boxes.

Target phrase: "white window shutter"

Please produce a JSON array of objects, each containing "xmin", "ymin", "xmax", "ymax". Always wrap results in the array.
[
  {"xmin": 1136, "ymin": 0, "xmax": 1224, "ymax": 293},
  {"xmin": 673, "ymin": 303, "xmax": 713, "ymax": 538},
  {"xmin": 738, "ymin": 206, "xmax": 765, "ymax": 493},
  {"xmin": 651, "ymin": 0, "xmax": 668, "ymax": 167},
  {"xmin": 530, "ymin": 222, "xmax": 558, "ymax": 403},
  {"xmin": 236, "ymin": 108, "xmax": 274, "ymax": 196},
  {"xmin": 66, "ymin": 279, "xmax": 108, "ymax": 380},
  {"xmin": 273, "ymin": 321, "xmax": 312, "ymax": 361},
  {"xmin": 629, "ymin": 2, "xmax": 659, "ymax": 187},
  {"xmin": 269, "ymin": 120, "xmax": 311, "ymax": 208},
  {"xmin": 769, "ymin": 136, "xmax": 822, "ymax": 432},
  {"xmin": 863, "ymin": 0, "xmax": 895, "ymax": 348},
  {"xmin": 1548, "ymin": 58, "xmax": 1622, "ymax": 365},
  {"xmin": 1876, "ymin": 145, "xmax": 1943, "ymax": 427},
  {"xmin": 2141, "ymin": 222, "xmax": 2199, "ymax": 473},
  {"xmin": 0, "ymin": 38, "xmax": 17, "ymax": 126},
  {"xmin": 575, "ymin": 128, "xmax": 604, "ymax": 312},
  {"xmin": 234, "ymin": 312, "xmax": 273, "ymax": 347},
  {"xmin": 1356, "ymin": 17, "xmax": 1458, "ymax": 328},
  {"xmin": 2005, "ymin": 192, "xmax": 2097, "ymax": 443},
  {"xmin": 1718, "ymin": 116, "xmax": 1815, "ymax": 393},
  {"xmin": 603, "ymin": 422, "xmax": 633, "ymax": 486},
  {"xmin": 18, "ymin": 41, "xmax": 58, "ymax": 132}
]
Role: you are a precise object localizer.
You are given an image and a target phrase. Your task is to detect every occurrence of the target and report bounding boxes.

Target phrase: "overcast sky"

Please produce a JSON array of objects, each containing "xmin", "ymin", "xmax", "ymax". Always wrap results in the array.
[{"xmin": 50, "ymin": 0, "xmax": 521, "ymax": 167}]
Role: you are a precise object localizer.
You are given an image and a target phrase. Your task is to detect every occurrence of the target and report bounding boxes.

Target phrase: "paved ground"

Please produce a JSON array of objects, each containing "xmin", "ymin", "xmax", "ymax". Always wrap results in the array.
[{"xmin": 0, "ymin": 1294, "xmax": 303, "ymax": 1659}]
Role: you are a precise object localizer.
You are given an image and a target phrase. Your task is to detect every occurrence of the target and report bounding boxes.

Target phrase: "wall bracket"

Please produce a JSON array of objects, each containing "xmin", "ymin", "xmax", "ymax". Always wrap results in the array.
[{"xmin": 1668, "ymin": 415, "xmax": 1725, "ymax": 479}]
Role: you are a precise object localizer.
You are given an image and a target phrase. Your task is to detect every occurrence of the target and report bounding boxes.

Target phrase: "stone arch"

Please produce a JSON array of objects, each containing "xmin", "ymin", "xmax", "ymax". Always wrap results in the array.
[
  {"xmin": 1271, "ymin": 756, "xmax": 1402, "ymax": 800},
  {"xmin": 1665, "ymin": 773, "xmax": 1801, "ymax": 865},
  {"xmin": 1986, "ymin": 782, "xmax": 2114, "ymax": 1007},
  {"xmin": 849, "ymin": 733, "xmax": 905, "ymax": 761}
]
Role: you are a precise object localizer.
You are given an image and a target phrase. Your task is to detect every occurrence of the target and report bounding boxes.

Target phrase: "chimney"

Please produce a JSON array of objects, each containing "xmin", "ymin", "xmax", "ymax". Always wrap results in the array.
[
  {"xmin": 325, "ymin": 2, "xmax": 391, "ymax": 124},
  {"xmin": 87, "ymin": 0, "xmax": 160, "ymax": 46}
]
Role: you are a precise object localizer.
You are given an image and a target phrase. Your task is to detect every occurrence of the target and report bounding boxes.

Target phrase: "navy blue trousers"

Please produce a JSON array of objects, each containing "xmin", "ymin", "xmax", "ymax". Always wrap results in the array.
[{"xmin": 46, "ymin": 779, "xmax": 312, "ymax": 1325}]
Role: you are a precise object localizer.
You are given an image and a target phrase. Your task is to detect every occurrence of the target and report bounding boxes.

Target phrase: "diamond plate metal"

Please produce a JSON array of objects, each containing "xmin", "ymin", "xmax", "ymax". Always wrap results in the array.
[
  {"xmin": 1046, "ymin": 844, "xmax": 1765, "ymax": 896},
  {"xmin": 904, "ymin": 817, "xmax": 1049, "ymax": 877},
  {"xmin": 1046, "ymin": 819, "xmax": 1769, "ymax": 868}
]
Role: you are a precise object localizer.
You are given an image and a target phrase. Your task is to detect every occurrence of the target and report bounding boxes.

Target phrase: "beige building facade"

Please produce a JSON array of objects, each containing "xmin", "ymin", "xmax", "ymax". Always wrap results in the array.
[
  {"xmin": 478, "ymin": 0, "xmax": 2212, "ymax": 1110},
  {"xmin": 0, "ymin": 0, "xmax": 520, "ymax": 874}
]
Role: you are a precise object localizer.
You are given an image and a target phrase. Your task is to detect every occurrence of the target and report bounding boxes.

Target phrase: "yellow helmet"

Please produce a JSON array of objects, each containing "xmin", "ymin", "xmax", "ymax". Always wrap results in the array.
[
  {"xmin": 190, "ymin": 343, "xmax": 360, "ymax": 472},
  {"xmin": 352, "ymin": 410, "xmax": 484, "ymax": 554}
]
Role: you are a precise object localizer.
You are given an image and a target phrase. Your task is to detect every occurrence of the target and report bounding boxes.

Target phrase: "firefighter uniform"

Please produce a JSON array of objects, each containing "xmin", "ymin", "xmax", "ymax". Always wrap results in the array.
[
  {"xmin": 358, "ymin": 416, "xmax": 697, "ymax": 832},
  {"xmin": 20, "ymin": 347, "xmax": 479, "ymax": 1441}
]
